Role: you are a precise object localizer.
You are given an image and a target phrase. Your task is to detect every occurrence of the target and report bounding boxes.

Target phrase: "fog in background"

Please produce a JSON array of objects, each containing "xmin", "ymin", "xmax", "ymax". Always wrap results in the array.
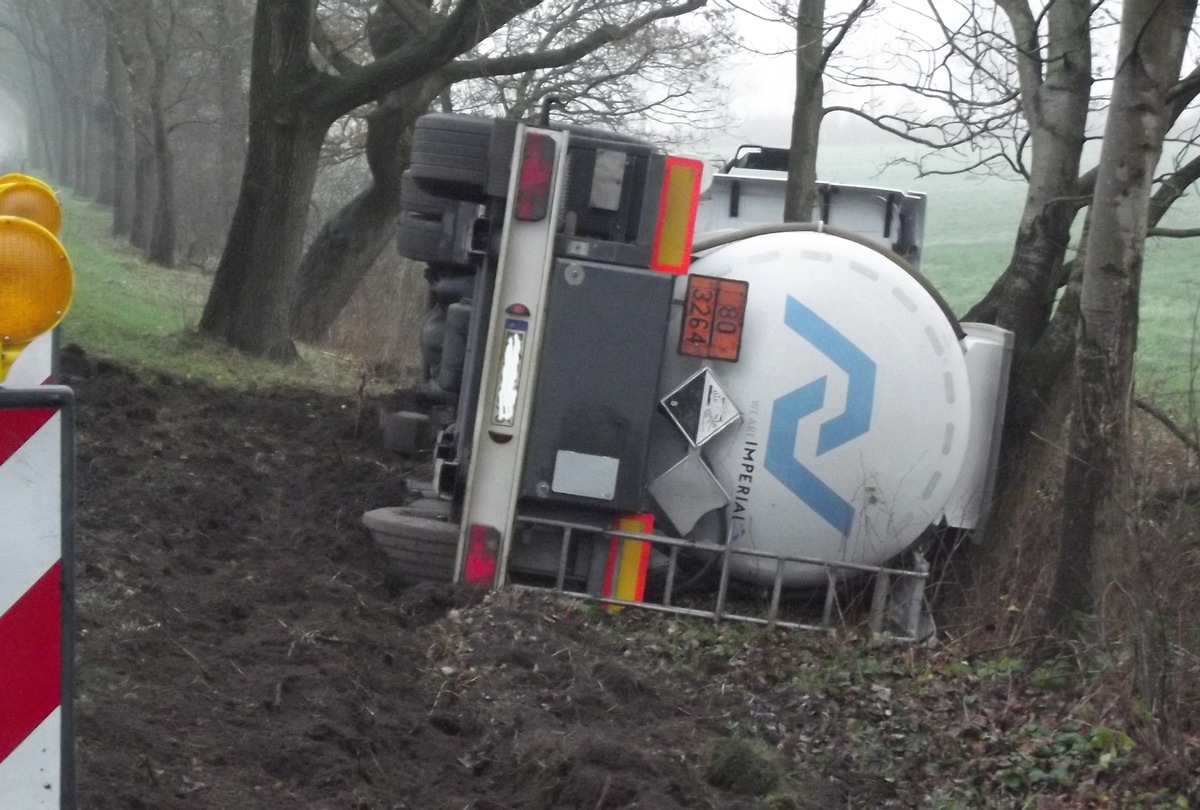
[
  {"xmin": 0, "ymin": 92, "xmax": 25, "ymax": 167},
  {"xmin": 701, "ymin": 3, "xmax": 918, "ymax": 163}
]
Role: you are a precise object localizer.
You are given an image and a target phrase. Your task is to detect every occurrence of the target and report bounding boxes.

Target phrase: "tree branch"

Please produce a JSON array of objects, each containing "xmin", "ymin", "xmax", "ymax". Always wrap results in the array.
[
  {"xmin": 1136, "ymin": 397, "xmax": 1200, "ymax": 456},
  {"xmin": 311, "ymin": 15, "xmax": 361, "ymax": 76},
  {"xmin": 819, "ymin": 0, "xmax": 873, "ymax": 73},
  {"xmin": 1148, "ymin": 227, "xmax": 1200, "ymax": 238},
  {"xmin": 443, "ymin": 0, "xmax": 706, "ymax": 82}
]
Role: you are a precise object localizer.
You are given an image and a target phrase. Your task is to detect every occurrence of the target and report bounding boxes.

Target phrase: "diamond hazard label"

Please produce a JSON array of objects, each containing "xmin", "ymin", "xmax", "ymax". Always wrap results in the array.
[{"xmin": 662, "ymin": 367, "xmax": 741, "ymax": 446}]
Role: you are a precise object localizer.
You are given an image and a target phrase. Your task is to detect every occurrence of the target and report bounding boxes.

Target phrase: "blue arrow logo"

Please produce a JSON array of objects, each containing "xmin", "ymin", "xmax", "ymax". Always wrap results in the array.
[{"xmin": 764, "ymin": 296, "xmax": 876, "ymax": 536}]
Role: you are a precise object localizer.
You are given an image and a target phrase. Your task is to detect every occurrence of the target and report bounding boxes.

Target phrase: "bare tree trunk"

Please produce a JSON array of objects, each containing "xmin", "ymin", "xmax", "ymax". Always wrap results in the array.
[
  {"xmin": 129, "ymin": 126, "xmax": 157, "ymax": 250},
  {"xmin": 147, "ymin": 104, "xmax": 176, "ymax": 266},
  {"xmin": 1047, "ymin": 0, "xmax": 1197, "ymax": 640},
  {"xmin": 199, "ymin": 116, "xmax": 326, "ymax": 359},
  {"xmin": 214, "ymin": 0, "xmax": 247, "ymax": 222},
  {"xmin": 290, "ymin": 80, "xmax": 440, "ymax": 343},
  {"xmin": 784, "ymin": 0, "xmax": 824, "ymax": 223},
  {"xmin": 145, "ymin": 12, "xmax": 175, "ymax": 267},
  {"xmin": 198, "ymin": 0, "xmax": 329, "ymax": 360},
  {"xmin": 967, "ymin": 0, "xmax": 1092, "ymax": 348},
  {"xmin": 288, "ymin": 5, "xmax": 445, "ymax": 344},
  {"xmin": 107, "ymin": 36, "xmax": 137, "ymax": 238},
  {"xmin": 953, "ymin": 0, "xmax": 1093, "ymax": 615}
]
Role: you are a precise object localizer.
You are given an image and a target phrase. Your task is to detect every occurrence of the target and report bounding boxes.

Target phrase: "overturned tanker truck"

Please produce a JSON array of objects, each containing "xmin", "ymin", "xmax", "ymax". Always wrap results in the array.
[{"xmin": 363, "ymin": 112, "xmax": 1012, "ymax": 638}]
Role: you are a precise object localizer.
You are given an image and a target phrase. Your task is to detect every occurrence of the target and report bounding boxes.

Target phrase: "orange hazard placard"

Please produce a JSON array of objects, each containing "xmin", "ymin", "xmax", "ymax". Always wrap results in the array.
[{"xmin": 678, "ymin": 274, "xmax": 748, "ymax": 362}]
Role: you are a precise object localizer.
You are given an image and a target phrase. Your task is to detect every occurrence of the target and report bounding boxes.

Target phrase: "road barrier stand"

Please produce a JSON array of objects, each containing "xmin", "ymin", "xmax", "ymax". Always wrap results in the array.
[{"xmin": 0, "ymin": 175, "xmax": 76, "ymax": 808}]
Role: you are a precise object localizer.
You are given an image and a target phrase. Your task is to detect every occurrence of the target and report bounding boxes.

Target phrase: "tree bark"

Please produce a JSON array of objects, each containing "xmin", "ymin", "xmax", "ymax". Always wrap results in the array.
[
  {"xmin": 214, "ymin": 0, "xmax": 247, "ymax": 221},
  {"xmin": 954, "ymin": 0, "xmax": 1093, "ymax": 609},
  {"xmin": 1047, "ymin": 0, "xmax": 1197, "ymax": 639},
  {"xmin": 200, "ymin": 0, "xmax": 533, "ymax": 357},
  {"xmin": 967, "ymin": 0, "xmax": 1092, "ymax": 352},
  {"xmin": 197, "ymin": 1, "xmax": 330, "ymax": 360},
  {"xmin": 784, "ymin": 0, "xmax": 824, "ymax": 223},
  {"xmin": 289, "ymin": 83, "xmax": 436, "ymax": 343},
  {"xmin": 105, "ymin": 35, "xmax": 137, "ymax": 237},
  {"xmin": 146, "ymin": 100, "xmax": 175, "ymax": 266},
  {"xmin": 144, "ymin": 11, "xmax": 175, "ymax": 267},
  {"xmin": 128, "ymin": 106, "xmax": 156, "ymax": 251},
  {"xmin": 288, "ymin": 2, "xmax": 447, "ymax": 344}
]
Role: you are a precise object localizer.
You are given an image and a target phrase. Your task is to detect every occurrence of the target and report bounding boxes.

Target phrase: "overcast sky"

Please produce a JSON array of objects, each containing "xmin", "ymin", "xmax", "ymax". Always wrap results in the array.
[{"xmin": 698, "ymin": 2, "xmax": 910, "ymax": 158}]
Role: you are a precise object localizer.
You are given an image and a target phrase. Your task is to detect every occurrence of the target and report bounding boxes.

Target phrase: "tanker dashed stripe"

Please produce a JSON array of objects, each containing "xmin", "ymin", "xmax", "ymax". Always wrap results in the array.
[
  {"xmin": 0, "ymin": 561, "xmax": 61, "ymax": 763},
  {"xmin": 0, "ymin": 407, "xmax": 55, "ymax": 465}
]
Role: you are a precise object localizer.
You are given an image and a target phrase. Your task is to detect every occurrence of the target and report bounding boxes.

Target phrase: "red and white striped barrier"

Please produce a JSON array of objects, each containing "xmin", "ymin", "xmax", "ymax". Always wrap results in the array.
[
  {"xmin": 5, "ymin": 331, "xmax": 56, "ymax": 387},
  {"xmin": 0, "ymin": 386, "xmax": 75, "ymax": 808}
]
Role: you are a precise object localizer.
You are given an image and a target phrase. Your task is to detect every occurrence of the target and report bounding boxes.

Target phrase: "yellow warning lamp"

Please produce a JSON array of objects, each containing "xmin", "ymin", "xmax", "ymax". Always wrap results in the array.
[
  {"xmin": 0, "ymin": 173, "xmax": 55, "ymax": 194},
  {"xmin": 0, "ymin": 216, "xmax": 73, "ymax": 382},
  {"xmin": 0, "ymin": 180, "xmax": 62, "ymax": 236}
]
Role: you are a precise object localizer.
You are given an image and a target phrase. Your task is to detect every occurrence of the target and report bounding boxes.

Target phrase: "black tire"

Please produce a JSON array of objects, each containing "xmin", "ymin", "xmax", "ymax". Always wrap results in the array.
[{"xmin": 409, "ymin": 114, "xmax": 507, "ymax": 202}]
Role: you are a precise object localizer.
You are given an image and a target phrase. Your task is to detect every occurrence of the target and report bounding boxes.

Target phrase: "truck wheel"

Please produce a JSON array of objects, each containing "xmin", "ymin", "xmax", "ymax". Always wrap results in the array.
[
  {"xmin": 363, "ymin": 506, "xmax": 458, "ymax": 584},
  {"xmin": 409, "ymin": 114, "xmax": 500, "ymax": 202}
]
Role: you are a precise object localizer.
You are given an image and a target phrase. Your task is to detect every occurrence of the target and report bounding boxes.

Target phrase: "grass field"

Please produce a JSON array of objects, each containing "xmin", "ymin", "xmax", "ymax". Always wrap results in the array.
[
  {"xmin": 819, "ymin": 141, "xmax": 1200, "ymax": 413},
  {"xmin": 54, "ymin": 197, "xmax": 372, "ymax": 392}
]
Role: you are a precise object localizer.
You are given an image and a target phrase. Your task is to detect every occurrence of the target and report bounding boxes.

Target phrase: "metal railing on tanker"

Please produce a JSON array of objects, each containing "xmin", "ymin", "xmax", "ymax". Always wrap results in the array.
[{"xmin": 510, "ymin": 512, "xmax": 932, "ymax": 642}]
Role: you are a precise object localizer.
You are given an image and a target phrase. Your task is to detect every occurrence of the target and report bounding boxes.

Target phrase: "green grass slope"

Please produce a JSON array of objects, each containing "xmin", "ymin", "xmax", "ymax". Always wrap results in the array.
[{"xmin": 54, "ymin": 196, "xmax": 371, "ymax": 392}]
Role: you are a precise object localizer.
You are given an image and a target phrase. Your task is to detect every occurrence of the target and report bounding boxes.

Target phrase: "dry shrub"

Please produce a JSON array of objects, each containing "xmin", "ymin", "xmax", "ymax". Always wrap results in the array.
[
  {"xmin": 931, "ymin": 421, "xmax": 1069, "ymax": 651},
  {"xmin": 321, "ymin": 254, "xmax": 428, "ymax": 381},
  {"xmin": 945, "ymin": 406, "xmax": 1198, "ymax": 776},
  {"xmin": 1095, "ymin": 411, "xmax": 1200, "ymax": 766}
]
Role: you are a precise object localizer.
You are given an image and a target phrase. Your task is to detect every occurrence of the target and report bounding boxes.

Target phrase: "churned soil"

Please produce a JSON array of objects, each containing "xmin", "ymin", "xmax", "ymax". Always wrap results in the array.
[
  {"xmin": 68, "ymin": 347, "xmax": 824, "ymax": 809},
  {"xmin": 67, "ymin": 346, "xmax": 1198, "ymax": 809}
]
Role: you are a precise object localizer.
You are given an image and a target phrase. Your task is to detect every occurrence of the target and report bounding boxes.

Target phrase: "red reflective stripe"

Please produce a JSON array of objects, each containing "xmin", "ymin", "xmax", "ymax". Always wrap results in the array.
[
  {"xmin": 0, "ymin": 561, "xmax": 61, "ymax": 762},
  {"xmin": 0, "ymin": 407, "xmax": 55, "ymax": 465}
]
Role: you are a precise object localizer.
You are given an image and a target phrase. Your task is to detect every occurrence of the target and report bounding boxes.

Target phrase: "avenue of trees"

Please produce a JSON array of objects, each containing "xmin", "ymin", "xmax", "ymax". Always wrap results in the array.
[
  {"xmin": 0, "ymin": 0, "xmax": 736, "ymax": 353},
  {"xmin": 4, "ymin": 0, "xmax": 1200, "ymax": 695}
]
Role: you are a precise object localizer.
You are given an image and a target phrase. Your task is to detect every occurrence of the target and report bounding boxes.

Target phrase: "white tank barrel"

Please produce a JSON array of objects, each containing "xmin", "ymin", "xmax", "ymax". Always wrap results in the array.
[{"xmin": 651, "ymin": 230, "xmax": 974, "ymax": 587}]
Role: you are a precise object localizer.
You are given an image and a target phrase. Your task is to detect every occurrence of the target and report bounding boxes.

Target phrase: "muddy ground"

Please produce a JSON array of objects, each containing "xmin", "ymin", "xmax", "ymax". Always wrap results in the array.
[{"xmin": 67, "ymin": 347, "xmax": 1196, "ymax": 809}]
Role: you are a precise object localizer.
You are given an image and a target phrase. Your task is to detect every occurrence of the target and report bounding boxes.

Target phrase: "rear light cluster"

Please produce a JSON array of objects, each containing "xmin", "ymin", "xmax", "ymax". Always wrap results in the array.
[
  {"xmin": 515, "ymin": 133, "xmax": 555, "ymax": 222},
  {"xmin": 463, "ymin": 524, "xmax": 500, "ymax": 586}
]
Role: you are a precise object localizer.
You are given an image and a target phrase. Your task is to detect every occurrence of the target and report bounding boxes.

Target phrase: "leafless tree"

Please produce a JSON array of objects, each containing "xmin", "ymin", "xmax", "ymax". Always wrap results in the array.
[
  {"xmin": 290, "ymin": 0, "xmax": 735, "ymax": 344},
  {"xmin": 1051, "ymin": 0, "xmax": 1198, "ymax": 638},
  {"xmin": 815, "ymin": 2, "xmax": 1200, "ymax": 636},
  {"xmin": 785, "ymin": 0, "xmax": 873, "ymax": 221},
  {"xmin": 0, "ymin": 0, "xmax": 103, "ymax": 188},
  {"xmin": 198, "ymin": 0, "xmax": 711, "ymax": 359}
]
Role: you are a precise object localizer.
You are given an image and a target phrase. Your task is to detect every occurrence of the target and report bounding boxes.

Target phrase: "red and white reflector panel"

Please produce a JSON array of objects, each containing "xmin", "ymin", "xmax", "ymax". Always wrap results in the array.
[
  {"xmin": 601, "ymin": 513, "xmax": 654, "ymax": 611},
  {"xmin": 0, "ymin": 387, "xmax": 74, "ymax": 808},
  {"xmin": 651, "ymin": 156, "xmax": 703, "ymax": 275}
]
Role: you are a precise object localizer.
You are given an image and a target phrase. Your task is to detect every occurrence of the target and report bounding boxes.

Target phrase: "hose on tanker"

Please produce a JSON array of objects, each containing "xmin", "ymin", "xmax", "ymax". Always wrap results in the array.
[{"xmin": 691, "ymin": 222, "xmax": 966, "ymax": 342}]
